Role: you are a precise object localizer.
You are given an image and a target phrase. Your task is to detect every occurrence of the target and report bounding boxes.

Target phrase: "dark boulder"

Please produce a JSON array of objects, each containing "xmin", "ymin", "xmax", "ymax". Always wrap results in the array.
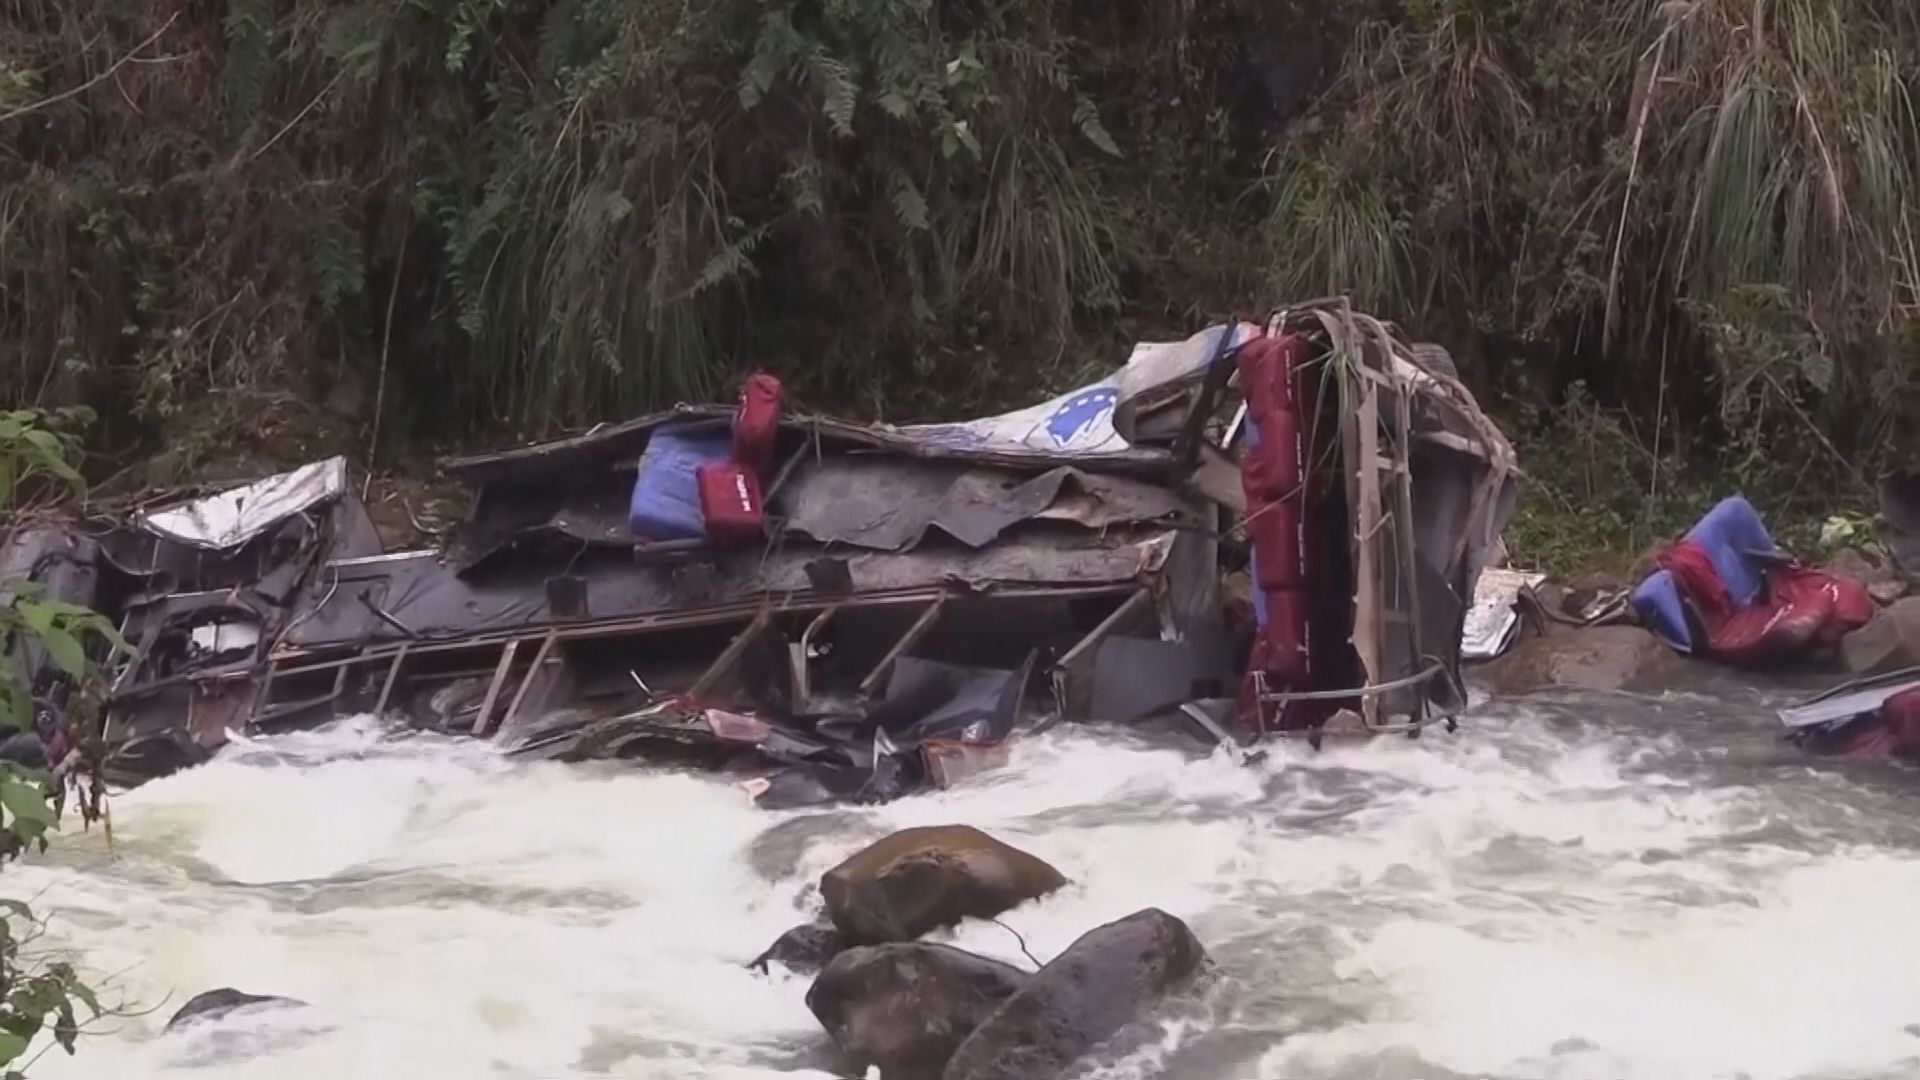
[
  {"xmin": 165, "ymin": 989, "xmax": 305, "ymax": 1032},
  {"xmin": 0, "ymin": 733, "xmax": 46, "ymax": 769},
  {"xmin": 750, "ymin": 922, "xmax": 846, "ymax": 976},
  {"xmin": 104, "ymin": 729, "xmax": 213, "ymax": 787},
  {"xmin": 821, "ymin": 825, "xmax": 1068, "ymax": 945},
  {"xmin": 942, "ymin": 908, "xmax": 1208, "ymax": 1080},
  {"xmin": 807, "ymin": 943, "xmax": 1029, "ymax": 1080}
]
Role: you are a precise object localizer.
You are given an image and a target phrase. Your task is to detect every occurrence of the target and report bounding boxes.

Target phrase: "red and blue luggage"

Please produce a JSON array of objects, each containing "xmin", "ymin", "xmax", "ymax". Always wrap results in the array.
[
  {"xmin": 628, "ymin": 373, "xmax": 784, "ymax": 544},
  {"xmin": 697, "ymin": 461, "xmax": 766, "ymax": 540},
  {"xmin": 629, "ymin": 427, "xmax": 732, "ymax": 541},
  {"xmin": 734, "ymin": 372, "xmax": 783, "ymax": 477}
]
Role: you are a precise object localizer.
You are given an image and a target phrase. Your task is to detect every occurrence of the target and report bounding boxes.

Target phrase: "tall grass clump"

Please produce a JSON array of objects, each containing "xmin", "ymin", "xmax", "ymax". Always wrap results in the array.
[{"xmin": 1263, "ymin": 0, "xmax": 1920, "ymax": 487}]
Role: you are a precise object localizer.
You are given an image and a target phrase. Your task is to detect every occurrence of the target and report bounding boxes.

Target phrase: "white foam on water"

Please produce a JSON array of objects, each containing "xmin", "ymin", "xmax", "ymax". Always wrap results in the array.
[
  {"xmin": 1261, "ymin": 853, "xmax": 1920, "ymax": 1079},
  {"xmin": 5, "ymin": 707, "xmax": 1919, "ymax": 1079}
]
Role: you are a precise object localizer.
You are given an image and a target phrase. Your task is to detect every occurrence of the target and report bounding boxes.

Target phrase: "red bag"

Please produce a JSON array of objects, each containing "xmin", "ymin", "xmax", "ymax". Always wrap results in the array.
[
  {"xmin": 733, "ymin": 372, "xmax": 783, "ymax": 477},
  {"xmin": 697, "ymin": 462, "xmax": 765, "ymax": 540}
]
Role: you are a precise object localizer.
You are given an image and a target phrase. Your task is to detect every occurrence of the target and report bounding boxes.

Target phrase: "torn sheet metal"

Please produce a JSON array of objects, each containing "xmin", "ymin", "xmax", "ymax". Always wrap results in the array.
[
  {"xmin": 781, "ymin": 461, "xmax": 1199, "ymax": 552},
  {"xmin": 138, "ymin": 457, "xmax": 348, "ymax": 551},
  {"xmin": 1088, "ymin": 634, "xmax": 1236, "ymax": 722},
  {"xmin": 282, "ymin": 531, "xmax": 1174, "ymax": 652},
  {"xmin": 190, "ymin": 622, "xmax": 263, "ymax": 657},
  {"xmin": 881, "ymin": 656, "xmax": 1026, "ymax": 747},
  {"xmin": 1187, "ymin": 445, "xmax": 1245, "ymax": 515},
  {"xmin": 922, "ymin": 741, "xmax": 1011, "ymax": 789},
  {"xmin": 1462, "ymin": 568, "xmax": 1547, "ymax": 661},
  {"xmin": 1779, "ymin": 668, "xmax": 1920, "ymax": 731},
  {"xmin": 441, "ymin": 327, "xmax": 1262, "ymax": 490},
  {"xmin": 895, "ymin": 324, "xmax": 1260, "ymax": 459}
]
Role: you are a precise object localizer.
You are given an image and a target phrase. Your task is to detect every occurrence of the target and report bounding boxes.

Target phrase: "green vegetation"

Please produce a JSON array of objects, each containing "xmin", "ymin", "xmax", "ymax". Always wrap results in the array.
[
  {"xmin": 0, "ymin": 409, "xmax": 118, "ymax": 1075},
  {"xmin": 3, "ymin": 0, "xmax": 1916, "ymax": 557}
]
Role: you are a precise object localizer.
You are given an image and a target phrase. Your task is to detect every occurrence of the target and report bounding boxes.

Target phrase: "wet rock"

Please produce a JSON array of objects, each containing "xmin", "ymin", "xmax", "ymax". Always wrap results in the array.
[
  {"xmin": 1825, "ymin": 548, "xmax": 1908, "ymax": 605},
  {"xmin": 105, "ymin": 729, "xmax": 213, "ymax": 786},
  {"xmin": 0, "ymin": 732, "xmax": 46, "ymax": 769},
  {"xmin": 821, "ymin": 825, "xmax": 1068, "ymax": 945},
  {"xmin": 750, "ymin": 922, "xmax": 847, "ymax": 976},
  {"xmin": 942, "ymin": 908, "xmax": 1209, "ymax": 1080},
  {"xmin": 165, "ymin": 989, "xmax": 305, "ymax": 1032},
  {"xmin": 807, "ymin": 943, "xmax": 1029, "ymax": 1080},
  {"xmin": 1842, "ymin": 597, "xmax": 1920, "ymax": 676},
  {"xmin": 1478, "ymin": 624, "xmax": 1693, "ymax": 695}
]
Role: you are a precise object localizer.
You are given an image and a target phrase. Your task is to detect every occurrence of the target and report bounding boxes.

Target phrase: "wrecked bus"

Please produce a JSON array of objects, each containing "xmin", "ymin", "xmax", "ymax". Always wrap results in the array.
[{"xmin": 2, "ymin": 301, "xmax": 1517, "ymax": 805}]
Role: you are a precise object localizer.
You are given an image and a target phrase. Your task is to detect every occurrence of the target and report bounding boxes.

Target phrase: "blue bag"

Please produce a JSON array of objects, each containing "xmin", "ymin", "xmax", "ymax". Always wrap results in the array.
[{"xmin": 629, "ymin": 427, "xmax": 732, "ymax": 541}]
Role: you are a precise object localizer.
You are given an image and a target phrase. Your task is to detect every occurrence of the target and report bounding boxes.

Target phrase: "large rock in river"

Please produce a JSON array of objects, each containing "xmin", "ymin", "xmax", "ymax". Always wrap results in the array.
[
  {"xmin": 750, "ymin": 921, "xmax": 847, "ymax": 976},
  {"xmin": 1478, "ymin": 624, "xmax": 1693, "ymax": 695},
  {"xmin": 807, "ymin": 942, "xmax": 1028, "ymax": 1080},
  {"xmin": 165, "ymin": 988, "xmax": 305, "ymax": 1032},
  {"xmin": 942, "ymin": 908, "xmax": 1208, "ymax": 1080},
  {"xmin": 1842, "ymin": 597, "xmax": 1920, "ymax": 676},
  {"xmin": 821, "ymin": 825, "xmax": 1067, "ymax": 945}
]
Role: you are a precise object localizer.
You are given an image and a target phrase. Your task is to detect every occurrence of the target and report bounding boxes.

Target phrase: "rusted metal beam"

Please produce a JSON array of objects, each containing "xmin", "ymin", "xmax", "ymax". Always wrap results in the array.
[
  {"xmin": 1055, "ymin": 588, "xmax": 1154, "ymax": 675},
  {"xmin": 1350, "ymin": 348, "xmax": 1384, "ymax": 727},
  {"xmin": 687, "ymin": 608, "xmax": 773, "ymax": 702},
  {"xmin": 500, "ymin": 630, "xmax": 560, "ymax": 732},
  {"xmin": 249, "ymin": 657, "xmax": 278, "ymax": 727},
  {"xmin": 792, "ymin": 607, "xmax": 838, "ymax": 705},
  {"xmin": 269, "ymin": 582, "xmax": 1134, "ymax": 671},
  {"xmin": 1390, "ymin": 379, "xmax": 1427, "ymax": 726},
  {"xmin": 470, "ymin": 638, "xmax": 522, "ymax": 737},
  {"xmin": 373, "ymin": 642, "xmax": 411, "ymax": 716},
  {"xmin": 1172, "ymin": 324, "xmax": 1243, "ymax": 469},
  {"xmin": 1050, "ymin": 588, "xmax": 1154, "ymax": 717},
  {"xmin": 859, "ymin": 597, "xmax": 948, "ymax": 697}
]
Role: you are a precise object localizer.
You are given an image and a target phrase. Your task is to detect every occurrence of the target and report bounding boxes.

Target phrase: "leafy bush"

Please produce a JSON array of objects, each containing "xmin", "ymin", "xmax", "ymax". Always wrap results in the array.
[
  {"xmin": 0, "ymin": 408, "xmax": 120, "ymax": 1074},
  {"xmin": 2, "ymin": 0, "xmax": 1913, "ymax": 502}
]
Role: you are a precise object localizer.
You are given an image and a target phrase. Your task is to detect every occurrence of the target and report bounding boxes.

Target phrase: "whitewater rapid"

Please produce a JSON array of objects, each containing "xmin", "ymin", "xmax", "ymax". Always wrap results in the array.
[{"xmin": 11, "ymin": 681, "xmax": 1920, "ymax": 1080}]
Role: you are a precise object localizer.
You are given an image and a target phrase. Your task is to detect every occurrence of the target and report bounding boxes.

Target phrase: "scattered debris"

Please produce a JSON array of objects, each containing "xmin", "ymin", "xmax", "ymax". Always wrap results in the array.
[
  {"xmin": 136, "ymin": 458, "xmax": 350, "ymax": 552},
  {"xmin": 1782, "ymin": 668, "xmax": 1920, "ymax": 762},
  {"xmin": 1462, "ymin": 567, "xmax": 1547, "ymax": 660}
]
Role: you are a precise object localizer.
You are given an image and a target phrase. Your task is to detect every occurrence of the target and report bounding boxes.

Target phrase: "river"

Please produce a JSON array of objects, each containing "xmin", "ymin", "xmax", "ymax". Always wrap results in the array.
[{"xmin": 10, "ymin": 677, "xmax": 1920, "ymax": 1080}]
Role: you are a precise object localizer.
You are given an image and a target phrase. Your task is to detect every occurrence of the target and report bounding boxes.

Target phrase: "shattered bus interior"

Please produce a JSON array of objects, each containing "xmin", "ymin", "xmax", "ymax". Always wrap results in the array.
[{"xmin": 3, "ymin": 301, "xmax": 1517, "ymax": 806}]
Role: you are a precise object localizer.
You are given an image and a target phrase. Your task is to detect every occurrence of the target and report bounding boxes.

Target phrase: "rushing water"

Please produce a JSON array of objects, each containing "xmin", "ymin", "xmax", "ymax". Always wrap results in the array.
[{"xmin": 11, "ymin": 677, "xmax": 1920, "ymax": 1080}]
